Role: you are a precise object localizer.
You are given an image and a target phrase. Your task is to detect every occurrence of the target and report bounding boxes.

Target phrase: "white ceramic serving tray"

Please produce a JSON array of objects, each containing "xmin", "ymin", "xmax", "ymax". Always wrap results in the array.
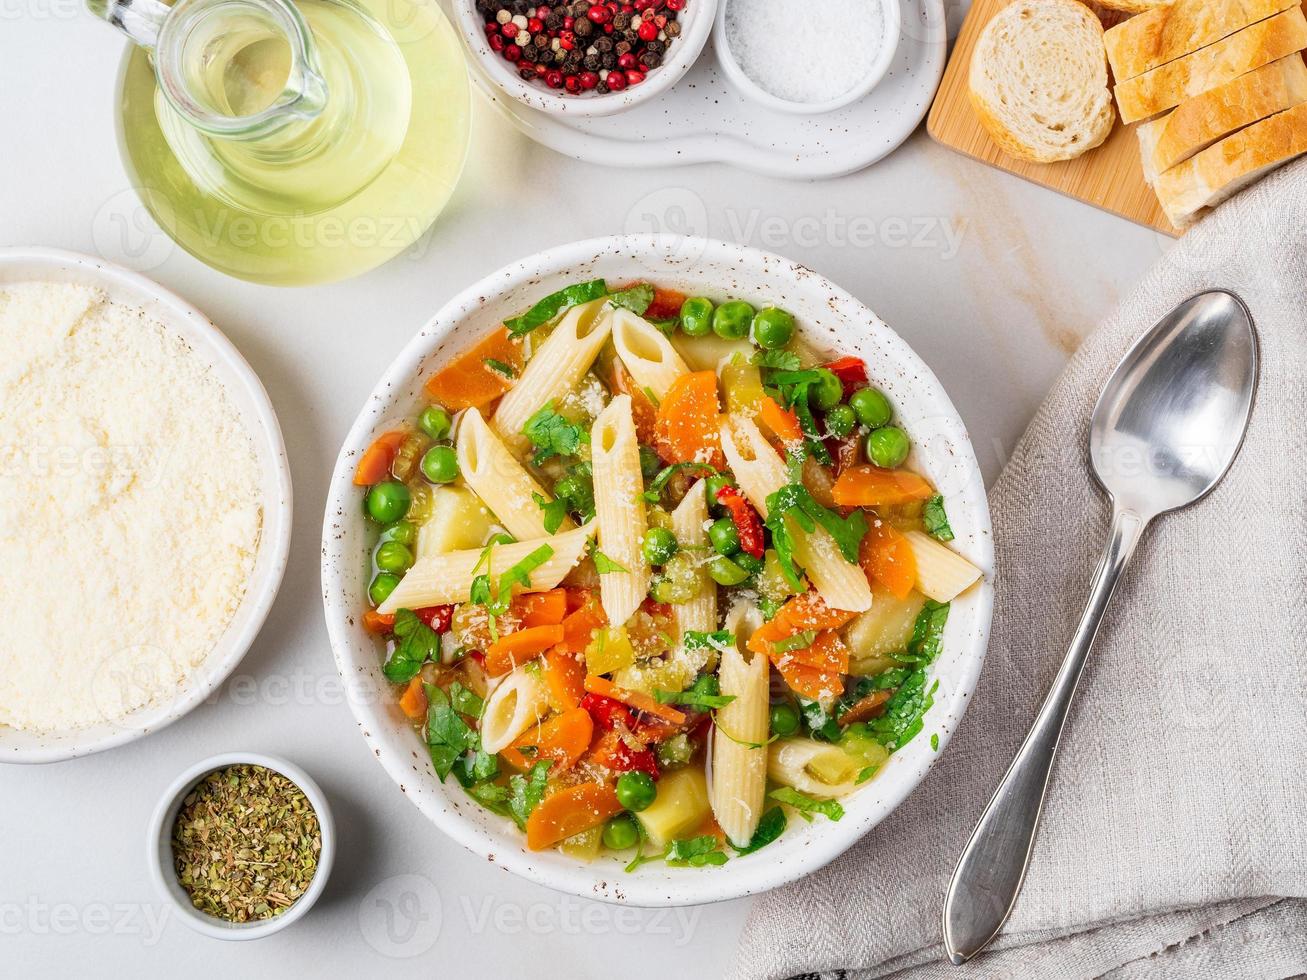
[{"xmin": 451, "ymin": 0, "xmax": 947, "ymax": 178}]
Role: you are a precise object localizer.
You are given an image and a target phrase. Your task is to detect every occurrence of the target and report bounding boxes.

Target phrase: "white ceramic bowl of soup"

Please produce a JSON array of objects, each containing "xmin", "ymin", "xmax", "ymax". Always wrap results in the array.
[{"xmin": 321, "ymin": 235, "xmax": 993, "ymax": 906}]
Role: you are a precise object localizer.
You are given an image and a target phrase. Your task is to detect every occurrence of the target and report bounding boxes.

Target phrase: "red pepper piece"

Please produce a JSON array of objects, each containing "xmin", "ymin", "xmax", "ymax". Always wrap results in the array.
[
  {"xmin": 580, "ymin": 692, "xmax": 635, "ymax": 730},
  {"xmin": 824, "ymin": 356, "xmax": 868, "ymax": 400},
  {"xmin": 591, "ymin": 729, "xmax": 660, "ymax": 780},
  {"xmin": 415, "ymin": 605, "xmax": 453, "ymax": 633},
  {"xmin": 715, "ymin": 485, "xmax": 765, "ymax": 559}
]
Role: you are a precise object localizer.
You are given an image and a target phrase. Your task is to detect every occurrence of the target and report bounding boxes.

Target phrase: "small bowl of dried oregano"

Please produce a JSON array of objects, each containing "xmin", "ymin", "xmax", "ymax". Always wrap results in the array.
[{"xmin": 148, "ymin": 753, "xmax": 336, "ymax": 940}]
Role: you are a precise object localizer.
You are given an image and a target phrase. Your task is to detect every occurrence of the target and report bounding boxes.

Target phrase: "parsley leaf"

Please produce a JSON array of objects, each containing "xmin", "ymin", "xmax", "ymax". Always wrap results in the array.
[
  {"xmin": 922, "ymin": 495, "xmax": 955, "ymax": 542},
  {"xmin": 507, "ymin": 762, "xmax": 552, "ymax": 829},
  {"xmin": 655, "ymin": 674, "xmax": 736, "ymax": 710},
  {"xmin": 607, "ymin": 282, "xmax": 655, "ymax": 315},
  {"xmin": 465, "ymin": 781, "xmax": 512, "ymax": 816},
  {"xmin": 505, "ymin": 279, "xmax": 608, "ymax": 337},
  {"xmin": 770, "ymin": 786, "xmax": 845, "ymax": 822},
  {"xmin": 425, "ymin": 684, "xmax": 479, "ymax": 780},
  {"xmin": 798, "ymin": 697, "xmax": 841, "ymax": 742},
  {"xmin": 382, "ymin": 608, "xmax": 440, "ymax": 683},
  {"xmin": 523, "ymin": 402, "xmax": 589, "ymax": 466},
  {"xmin": 771, "ymin": 629, "xmax": 818, "ymax": 656},
  {"xmin": 483, "ymin": 357, "xmax": 516, "ymax": 379},
  {"xmin": 641, "ymin": 461, "xmax": 717, "ymax": 504},
  {"xmin": 532, "ymin": 491, "xmax": 572, "ymax": 535},
  {"xmin": 764, "ymin": 483, "xmax": 867, "ymax": 564},
  {"xmin": 899, "ymin": 600, "xmax": 949, "ymax": 665},
  {"xmin": 469, "ymin": 544, "xmax": 556, "ymax": 620},
  {"xmin": 453, "ymin": 746, "xmax": 499, "ymax": 788},
  {"xmin": 733, "ymin": 807, "xmax": 788, "ymax": 856},
  {"xmin": 592, "ymin": 547, "xmax": 629, "ymax": 575},
  {"xmin": 751, "ymin": 349, "xmax": 801, "ymax": 371},
  {"xmin": 681, "ymin": 630, "xmax": 736, "ymax": 652},
  {"xmin": 931, "ymin": 732, "xmax": 940, "ymax": 751},
  {"xmin": 664, "ymin": 835, "xmax": 728, "ymax": 867},
  {"xmin": 866, "ymin": 669, "xmax": 938, "ymax": 750},
  {"xmin": 448, "ymin": 680, "xmax": 484, "ymax": 718}
]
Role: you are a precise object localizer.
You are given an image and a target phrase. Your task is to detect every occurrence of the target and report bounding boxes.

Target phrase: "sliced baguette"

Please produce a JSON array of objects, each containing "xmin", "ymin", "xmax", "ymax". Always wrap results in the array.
[
  {"xmin": 1153, "ymin": 99, "xmax": 1307, "ymax": 225},
  {"xmin": 1115, "ymin": 7, "xmax": 1307, "ymax": 122},
  {"xmin": 1105, "ymin": 0, "xmax": 1299, "ymax": 82},
  {"xmin": 1140, "ymin": 54, "xmax": 1307, "ymax": 181},
  {"xmin": 969, "ymin": 0, "xmax": 1116, "ymax": 164}
]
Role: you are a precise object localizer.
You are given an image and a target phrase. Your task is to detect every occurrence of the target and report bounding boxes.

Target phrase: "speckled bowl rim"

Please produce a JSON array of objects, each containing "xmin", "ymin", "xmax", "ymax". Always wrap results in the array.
[
  {"xmin": 451, "ymin": 0, "xmax": 718, "ymax": 118},
  {"xmin": 147, "ymin": 752, "xmax": 336, "ymax": 940},
  {"xmin": 0, "ymin": 248, "xmax": 293, "ymax": 765},
  {"xmin": 321, "ymin": 235, "xmax": 993, "ymax": 907},
  {"xmin": 713, "ymin": 0, "xmax": 901, "ymax": 115}
]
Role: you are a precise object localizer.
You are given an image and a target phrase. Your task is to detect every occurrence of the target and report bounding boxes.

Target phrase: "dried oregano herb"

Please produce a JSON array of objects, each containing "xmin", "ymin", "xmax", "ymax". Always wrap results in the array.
[{"xmin": 171, "ymin": 764, "xmax": 322, "ymax": 922}]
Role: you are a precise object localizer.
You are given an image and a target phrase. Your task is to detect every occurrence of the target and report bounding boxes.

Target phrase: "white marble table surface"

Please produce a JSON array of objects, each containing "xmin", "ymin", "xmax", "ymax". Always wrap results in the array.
[{"xmin": 0, "ymin": 4, "xmax": 1167, "ymax": 976}]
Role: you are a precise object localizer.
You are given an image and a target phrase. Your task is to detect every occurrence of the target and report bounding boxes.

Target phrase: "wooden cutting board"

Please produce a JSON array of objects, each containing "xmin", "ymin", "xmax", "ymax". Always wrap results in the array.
[{"xmin": 926, "ymin": 1, "xmax": 1178, "ymax": 236}]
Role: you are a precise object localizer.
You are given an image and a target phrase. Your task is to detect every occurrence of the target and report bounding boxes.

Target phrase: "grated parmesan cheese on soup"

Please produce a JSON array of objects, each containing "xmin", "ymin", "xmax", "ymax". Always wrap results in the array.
[{"xmin": 0, "ymin": 282, "xmax": 263, "ymax": 732}]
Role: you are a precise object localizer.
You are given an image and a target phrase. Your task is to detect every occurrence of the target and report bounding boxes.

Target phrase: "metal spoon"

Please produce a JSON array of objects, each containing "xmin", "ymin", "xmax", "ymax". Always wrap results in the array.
[{"xmin": 941, "ymin": 290, "xmax": 1259, "ymax": 964}]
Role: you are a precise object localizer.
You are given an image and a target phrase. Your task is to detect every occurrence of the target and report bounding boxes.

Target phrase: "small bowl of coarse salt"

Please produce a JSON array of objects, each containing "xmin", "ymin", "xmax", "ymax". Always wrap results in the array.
[{"xmin": 715, "ymin": 0, "xmax": 901, "ymax": 115}]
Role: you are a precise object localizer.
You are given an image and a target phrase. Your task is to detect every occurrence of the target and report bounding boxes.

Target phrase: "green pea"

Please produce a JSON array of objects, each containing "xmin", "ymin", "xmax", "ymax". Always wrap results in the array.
[
  {"xmin": 735, "ymin": 552, "xmax": 763, "ymax": 575},
  {"xmin": 708, "ymin": 517, "xmax": 740, "ymax": 556},
  {"xmin": 369, "ymin": 572, "xmax": 401, "ymax": 607},
  {"xmin": 679, "ymin": 297, "xmax": 714, "ymax": 337},
  {"xmin": 641, "ymin": 527, "xmax": 679, "ymax": 566},
  {"xmin": 615, "ymin": 771, "xmax": 657, "ymax": 812},
  {"xmin": 602, "ymin": 814, "xmax": 640, "ymax": 850},
  {"xmin": 712, "ymin": 300, "xmax": 755, "ymax": 340},
  {"xmin": 751, "ymin": 307, "xmax": 795, "ymax": 350},
  {"xmin": 638, "ymin": 445, "xmax": 662, "ymax": 479},
  {"xmin": 420, "ymin": 445, "xmax": 459, "ymax": 484},
  {"xmin": 375, "ymin": 541, "xmax": 414, "ymax": 574},
  {"xmin": 770, "ymin": 701, "xmax": 800, "ymax": 737},
  {"xmin": 850, "ymin": 387, "xmax": 893, "ymax": 429},
  {"xmin": 707, "ymin": 555, "xmax": 750, "ymax": 586},
  {"xmin": 810, "ymin": 368, "xmax": 844, "ymax": 411},
  {"xmin": 826, "ymin": 404, "xmax": 857, "ymax": 439},
  {"xmin": 704, "ymin": 474, "xmax": 734, "ymax": 510},
  {"xmin": 865, "ymin": 426, "xmax": 911, "ymax": 469},
  {"xmin": 365, "ymin": 480, "xmax": 411, "ymax": 524},
  {"xmin": 418, "ymin": 405, "xmax": 452, "ymax": 441},
  {"xmin": 386, "ymin": 520, "xmax": 417, "ymax": 547}
]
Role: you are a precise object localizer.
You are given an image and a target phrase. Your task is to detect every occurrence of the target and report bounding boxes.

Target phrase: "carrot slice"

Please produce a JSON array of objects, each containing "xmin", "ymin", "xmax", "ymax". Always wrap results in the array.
[
  {"xmin": 363, "ymin": 609, "xmax": 396, "ymax": 634},
  {"xmin": 398, "ymin": 678, "xmax": 427, "ymax": 720},
  {"xmin": 831, "ymin": 465, "xmax": 935, "ymax": 508},
  {"xmin": 609, "ymin": 358, "xmax": 660, "ymax": 444},
  {"xmin": 775, "ymin": 591, "xmax": 860, "ymax": 633},
  {"xmin": 654, "ymin": 371, "xmax": 724, "ymax": 468},
  {"xmin": 776, "ymin": 630, "xmax": 850, "ymax": 673},
  {"xmin": 485, "ymin": 625, "xmax": 566, "ymax": 677},
  {"xmin": 582, "ymin": 675, "xmax": 687, "ymax": 725},
  {"xmin": 773, "ymin": 659, "xmax": 844, "ymax": 702},
  {"xmin": 559, "ymin": 596, "xmax": 607, "ymax": 654},
  {"xmin": 859, "ymin": 520, "xmax": 917, "ymax": 600},
  {"xmin": 759, "ymin": 396, "xmax": 803, "ymax": 444},
  {"xmin": 502, "ymin": 707, "xmax": 594, "ymax": 771},
  {"xmin": 512, "ymin": 589, "xmax": 568, "ymax": 629},
  {"xmin": 526, "ymin": 783, "xmax": 625, "ymax": 850},
  {"xmin": 424, "ymin": 326, "xmax": 524, "ymax": 410},
  {"xmin": 353, "ymin": 430, "xmax": 407, "ymax": 486},
  {"xmin": 543, "ymin": 645, "xmax": 586, "ymax": 710},
  {"xmin": 837, "ymin": 689, "xmax": 892, "ymax": 726}
]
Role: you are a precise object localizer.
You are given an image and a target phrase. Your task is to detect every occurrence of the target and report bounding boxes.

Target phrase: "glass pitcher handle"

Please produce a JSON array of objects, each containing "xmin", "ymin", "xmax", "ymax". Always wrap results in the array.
[{"xmin": 86, "ymin": 0, "xmax": 172, "ymax": 49}]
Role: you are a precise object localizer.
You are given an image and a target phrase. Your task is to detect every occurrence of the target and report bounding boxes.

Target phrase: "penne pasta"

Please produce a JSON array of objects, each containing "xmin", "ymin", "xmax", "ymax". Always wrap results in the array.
[
  {"xmin": 479, "ymin": 667, "xmax": 550, "ymax": 753},
  {"xmin": 377, "ymin": 522, "xmax": 596, "ymax": 613},
  {"xmin": 719, "ymin": 417, "xmax": 872, "ymax": 613},
  {"xmin": 610, "ymin": 309, "xmax": 690, "ymax": 400},
  {"xmin": 491, "ymin": 298, "xmax": 612, "ymax": 454},
  {"xmin": 590, "ymin": 395, "xmax": 651, "ymax": 627},
  {"xmin": 456, "ymin": 407, "xmax": 572, "ymax": 540},
  {"xmin": 768, "ymin": 738, "xmax": 863, "ymax": 799},
  {"xmin": 709, "ymin": 641, "xmax": 770, "ymax": 847},
  {"xmin": 613, "ymin": 480, "xmax": 716, "ymax": 694},
  {"xmin": 903, "ymin": 530, "xmax": 982, "ymax": 602}
]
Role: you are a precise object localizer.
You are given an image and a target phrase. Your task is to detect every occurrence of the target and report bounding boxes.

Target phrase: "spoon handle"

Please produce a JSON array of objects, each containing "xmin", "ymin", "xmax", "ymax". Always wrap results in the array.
[{"xmin": 942, "ymin": 507, "xmax": 1148, "ymax": 964}]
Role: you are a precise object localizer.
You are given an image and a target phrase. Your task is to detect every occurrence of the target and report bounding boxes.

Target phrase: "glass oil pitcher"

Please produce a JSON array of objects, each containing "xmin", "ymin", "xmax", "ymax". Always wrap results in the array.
[{"xmin": 89, "ymin": 0, "xmax": 471, "ymax": 285}]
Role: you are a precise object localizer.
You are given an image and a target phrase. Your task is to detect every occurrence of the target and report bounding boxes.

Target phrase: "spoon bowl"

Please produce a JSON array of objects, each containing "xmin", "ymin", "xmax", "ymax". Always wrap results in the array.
[
  {"xmin": 1090, "ymin": 290, "xmax": 1258, "ymax": 518},
  {"xmin": 943, "ymin": 289, "xmax": 1258, "ymax": 964}
]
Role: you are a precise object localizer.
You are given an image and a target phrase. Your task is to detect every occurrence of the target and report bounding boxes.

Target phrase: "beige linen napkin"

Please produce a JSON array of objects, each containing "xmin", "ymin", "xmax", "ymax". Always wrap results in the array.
[{"xmin": 732, "ymin": 161, "xmax": 1307, "ymax": 980}]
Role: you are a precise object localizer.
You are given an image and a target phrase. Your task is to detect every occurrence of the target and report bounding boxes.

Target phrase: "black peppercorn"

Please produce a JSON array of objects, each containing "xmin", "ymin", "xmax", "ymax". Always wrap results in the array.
[
  {"xmin": 583, "ymin": 52, "xmax": 600, "ymax": 70},
  {"xmin": 601, "ymin": 51, "xmax": 617, "ymax": 68},
  {"xmin": 612, "ymin": 11, "xmax": 631, "ymax": 29},
  {"xmin": 574, "ymin": 16, "xmax": 593, "ymax": 37},
  {"xmin": 664, "ymin": 20, "xmax": 680, "ymax": 37},
  {"xmin": 615, "ymin": 39, "xmax": 631, "ymax": 55}
]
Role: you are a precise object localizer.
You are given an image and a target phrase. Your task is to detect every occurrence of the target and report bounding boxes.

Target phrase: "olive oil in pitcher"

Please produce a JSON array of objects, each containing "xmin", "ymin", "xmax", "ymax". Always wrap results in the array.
[{"xmin": 96, "ymin": 0, "xmax": 470, "ymax": 285}]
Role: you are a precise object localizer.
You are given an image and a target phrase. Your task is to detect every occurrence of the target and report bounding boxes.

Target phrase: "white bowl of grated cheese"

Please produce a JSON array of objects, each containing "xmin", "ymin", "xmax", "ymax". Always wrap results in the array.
[
  {"xmin": 0, "ymin": 248, "xmax": 292, "ymax": 764},
  {"xmin": 715, "ymin": 0, "xmax": 901, "ymax": 115}
]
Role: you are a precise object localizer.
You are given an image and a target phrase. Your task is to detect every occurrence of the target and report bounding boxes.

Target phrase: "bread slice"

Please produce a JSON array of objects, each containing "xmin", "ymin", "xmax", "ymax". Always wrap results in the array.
[
  {"xmin": 1115, "ymin": 7, "xmax": 1307, "ymax": 122},
  {"xmin": 969, "ymin": 0, "xmax": 1116, "ymax": 164},
  {"xmin": 1105, "ymin": 0, "xmax": 1299, "ymax": 82},
  {"xmin": 1153, "ymin": 99, "xmax": 1307, "ymax": 225},
  {"xmin": 1139, "ymin": 54, "xmax": 1307, "ymax": 181}
]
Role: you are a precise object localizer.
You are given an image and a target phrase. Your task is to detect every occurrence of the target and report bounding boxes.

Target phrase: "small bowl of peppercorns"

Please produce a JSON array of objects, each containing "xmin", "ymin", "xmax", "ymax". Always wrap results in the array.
[{"xmin": 457, "ymin": 0, "xmax": 717, "ymax": 116}]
